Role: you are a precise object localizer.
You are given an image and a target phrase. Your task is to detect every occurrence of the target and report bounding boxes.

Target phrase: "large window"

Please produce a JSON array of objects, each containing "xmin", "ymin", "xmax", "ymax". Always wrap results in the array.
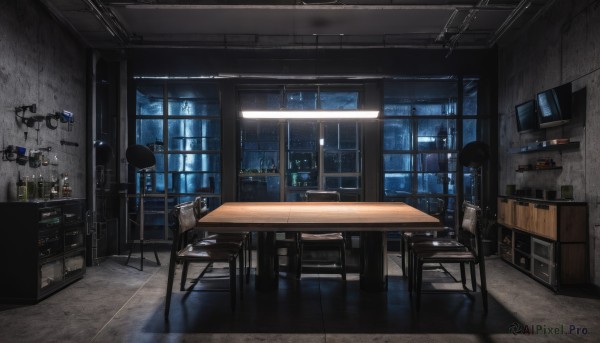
[
  {"xmin": 238, "ymin": 85, "xmax": 363, "ymax": 202},
  {"xmin": 383, "ymin": 78, "xmax": 479, "ymax": 228},
  {"xmin": 133, "ymin": 81, "xmax": 221, "ymax": 240}
]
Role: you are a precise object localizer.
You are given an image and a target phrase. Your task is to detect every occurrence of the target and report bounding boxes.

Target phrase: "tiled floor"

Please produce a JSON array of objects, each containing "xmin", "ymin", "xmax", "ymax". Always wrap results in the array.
[{"xmin": 1, "ymin": 250, "xmax": 599, "ymax": 342}]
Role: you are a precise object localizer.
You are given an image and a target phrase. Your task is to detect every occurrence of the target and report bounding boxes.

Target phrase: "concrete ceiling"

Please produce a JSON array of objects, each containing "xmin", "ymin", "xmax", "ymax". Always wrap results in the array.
[{"xmin": 41, "ymin": 0, "xmax": 551, "ymax": 51}]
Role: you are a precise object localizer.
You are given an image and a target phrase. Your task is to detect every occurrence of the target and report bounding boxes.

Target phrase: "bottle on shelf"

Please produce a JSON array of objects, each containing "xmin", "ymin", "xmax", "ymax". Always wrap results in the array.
[
  {"xmin": 28, "ymin": 174, "xmax": 37, "ymax": 200},
  {"xmin": 62, "ymin": 173, "xmax": 72, "ymax": 198},
  {"xmin": 38, "ymin": 173, "xmax": 44, "ymax": 199},
  {"xmin": 17, "ymin": 173, "xmax": 27, "ymax": 201}
]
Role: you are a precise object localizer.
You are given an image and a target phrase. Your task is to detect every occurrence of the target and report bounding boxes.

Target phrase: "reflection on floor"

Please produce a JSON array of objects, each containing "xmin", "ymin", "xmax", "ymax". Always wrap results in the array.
[{"xmin": 1, "ymin": 249, "xmax": 599, "ymax": 343}]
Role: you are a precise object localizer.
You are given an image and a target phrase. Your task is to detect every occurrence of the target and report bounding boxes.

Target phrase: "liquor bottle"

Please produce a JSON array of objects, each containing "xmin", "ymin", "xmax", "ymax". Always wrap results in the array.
[
  {"xmin": 38, "ymin": 173, "xmax": 44, "ymax": 199},
  {"xmin": 28, "ymin": 174, "xmax": 37, "ymax": 200},
  {"xmin": 23, "ymin": 176, "xmax": 30, "ymax": 201},
  {"xmin": 17, "ymin": 173, "xmax": 27, "ymax": 201},
  {"xmin": 62, "ymin": 173, "xmax": 72, "ymax": 198}
]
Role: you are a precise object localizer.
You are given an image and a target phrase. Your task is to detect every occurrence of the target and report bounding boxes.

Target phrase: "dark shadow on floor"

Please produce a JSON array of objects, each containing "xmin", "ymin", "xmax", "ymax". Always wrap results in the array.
[{"xmin": 144, "ymin": 272, "xmax": 520, "ymax": 334}]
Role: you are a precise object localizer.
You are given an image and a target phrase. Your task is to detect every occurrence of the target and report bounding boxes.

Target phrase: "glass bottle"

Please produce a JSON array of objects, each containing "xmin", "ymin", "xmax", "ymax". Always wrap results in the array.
[
  {"xmin": 62, "ymin": 173, "xmax": 71, "ymax": 198},
  {"xmin": 22, "ymin": 176, "xmax": 29, "ymax": 201},
  {"xmin": 38, "ymin": 173, "xmax": 45, "ymax": 199},
  {"xmin": 17, "ymin": 175, "xmax": 26, "ymax": 201},
  {"xmin": 28, "ymin": 174, "xmax": 37, "ymax": 200}
]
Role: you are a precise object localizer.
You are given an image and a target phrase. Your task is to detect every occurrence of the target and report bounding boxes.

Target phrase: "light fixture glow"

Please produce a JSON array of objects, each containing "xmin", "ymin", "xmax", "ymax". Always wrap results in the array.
[{"xmin": 241, "ymin": 110, "xmax": 379, "ymax": 119}]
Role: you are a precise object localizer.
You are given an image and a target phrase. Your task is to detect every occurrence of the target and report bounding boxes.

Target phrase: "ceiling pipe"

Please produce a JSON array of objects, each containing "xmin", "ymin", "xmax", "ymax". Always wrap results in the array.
[
  {"xmin": 81, "ymin": 0, "xmax": 130, "ymax": 44},
  {"xmin": 444, "ymin": 0, "xmax": 490, "ymax": 57},
  {"xmin": 487, "ymin": 0, "xmax": 531, "ymax": 47}
]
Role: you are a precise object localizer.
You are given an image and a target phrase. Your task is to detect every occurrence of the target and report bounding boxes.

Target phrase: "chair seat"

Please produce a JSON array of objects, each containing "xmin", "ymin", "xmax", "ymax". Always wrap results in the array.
[
  {"xmin": 402, "ymin": 232, "xmax": 435, "ymax": 239},
  {"xmin": 412, "ymin": 239, "xmax": 465, "ymax": 254},
  {"xmin": 417, "ymin": 250, "xmax": 477, "ymax": 262},
  {"xmin": 204, "ymin": 234, "xmax": 245, "ymax": 244},
  {"xmin": 178, "ymin": 243, "xmax": 237, "ymax": 260},
  {"xmin": 301, "ymin": 232, "xmax": 344, "ymax": 241},
  {"xmin": 195, "ymin": 239, "xmax": 243, "ymax": 248}
]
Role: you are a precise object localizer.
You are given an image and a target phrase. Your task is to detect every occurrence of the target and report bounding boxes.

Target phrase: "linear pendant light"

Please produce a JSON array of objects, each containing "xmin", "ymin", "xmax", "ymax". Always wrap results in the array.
[{"xmin": 241, "ymin": 110, "xmax": 379, "ymax": 119}]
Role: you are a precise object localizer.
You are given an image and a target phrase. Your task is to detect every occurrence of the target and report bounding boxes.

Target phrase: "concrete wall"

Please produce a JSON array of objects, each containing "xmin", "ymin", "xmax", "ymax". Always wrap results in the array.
[
  {"xmin": 498, "ymin": 0, "xmax": 600, "ymax": 286},
  {"xmin": 0, "ymin": 0, "xmax": 87, "ymax": 202}
]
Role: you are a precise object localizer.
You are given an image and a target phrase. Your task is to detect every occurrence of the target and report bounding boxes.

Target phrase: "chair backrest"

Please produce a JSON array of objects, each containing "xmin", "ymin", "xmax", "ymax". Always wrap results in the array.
[
  {"xmin": 193, "ymin": 197, "xmax": 209, "ymax": 219},
  {"xmin": 461, "ymin": 203, "xmax": 478, "ymax": 235},
  {"xmin": 460, "ymin": 202, "xmax": 482, "ymax": 259},
  {"xmin": 171, "ymin": 201, "xmax": 197, "ymax": 234},
  {"xmin": 305, "ymin": 190, "xmax": 340, "ymax": 202}
]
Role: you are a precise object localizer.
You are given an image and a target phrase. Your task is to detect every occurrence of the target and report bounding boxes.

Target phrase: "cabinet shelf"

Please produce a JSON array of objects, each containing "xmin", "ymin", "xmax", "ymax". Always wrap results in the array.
[{"xmin": 511, "ymin": 141, "xmax": 579, "ymax": 154}]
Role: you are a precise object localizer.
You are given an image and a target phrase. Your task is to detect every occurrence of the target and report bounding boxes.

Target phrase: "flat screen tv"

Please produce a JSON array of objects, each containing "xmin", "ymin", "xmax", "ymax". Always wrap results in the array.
[
  {"xmin": 536, "ymin": 82, "xmax": 572, "ymax": 128},
  {"xmin": 515, "ymin": 99, "xmax": 539, "ymax": 133}
]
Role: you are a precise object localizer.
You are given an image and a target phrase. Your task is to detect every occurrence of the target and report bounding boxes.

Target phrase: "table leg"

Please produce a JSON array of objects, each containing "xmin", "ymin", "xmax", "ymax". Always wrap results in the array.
[
  {"xmin": 360, "ymin": 231, "xmax": 388, "ymax": 291},
  {"xmin": 256, "ymin": 231, "xmax": 278, "ymax": 291}
]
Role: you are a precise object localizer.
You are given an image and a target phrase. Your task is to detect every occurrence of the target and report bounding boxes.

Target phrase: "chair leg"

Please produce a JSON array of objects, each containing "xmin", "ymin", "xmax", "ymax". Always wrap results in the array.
[
  {"xmin": 164, "ymin": 256, "xmax": 177, "ymax": 320},
  {"xmin": 459, "ymin": 262, "xmax": 466, "ymax": 287},
  {"xmin": 239, "ymin": 248, "xmax": 244, "ymax": 300},
  {"xmin": 470, "ymin": 262, "xmax": 477, "ymax": 292},
  {"xmin": 408, "ymin": 246, "xmax": 413, "ymax": 294},
  {"xmin": 229, "ymin": 256, "xmax": 236, "ymax": 311},
  {"xmin": 341, "ymin": 243, "xmax": 347, "ymax": 281},
  {"xmin": 416, "ymin": 259, "xmax": 423, "ymax": 312},
  {"xmin": 401, "ymin": 234, "xmax": 406, "ymax": 276},
  {"xmin": 296, "ymin": 243, "xmax": 303, "ymax": 280},
  {"xmin": 180, "ymin": 261, "xmax": 190, "ymax": 291},
  {"xmin": 479, "ymin": 261, "xmax": 488, "ymax": 314},
  {"xmin": 246, "ymin": 234, "xmax": 251, "ymax": 284}
]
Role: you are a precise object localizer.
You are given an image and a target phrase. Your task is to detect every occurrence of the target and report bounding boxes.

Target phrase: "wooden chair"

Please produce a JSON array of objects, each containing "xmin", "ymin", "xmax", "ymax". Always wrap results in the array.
[
  {"xmin": 413, "ymin": 202, "xmax": 488, "ymax": 313},
  {"xmin": 164, "ymin": 201, "xmax": 243, "ymax": 320},
  {"xmin": 400, "ymin": 198, "xmax": 446, "ymax": 275},
  {"xmin": 193, "ymin": 197, "xmax": 252, "ymax": 284},
  {"xmin": 296, "ymin": 190, "xmax": 346, "ymax": 281}
]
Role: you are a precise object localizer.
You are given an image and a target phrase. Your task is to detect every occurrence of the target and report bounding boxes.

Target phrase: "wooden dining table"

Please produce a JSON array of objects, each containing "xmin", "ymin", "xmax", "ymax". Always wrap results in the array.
[{"xmin": 197, "ymin": 202, "xmax": 442, "ymax": 291}]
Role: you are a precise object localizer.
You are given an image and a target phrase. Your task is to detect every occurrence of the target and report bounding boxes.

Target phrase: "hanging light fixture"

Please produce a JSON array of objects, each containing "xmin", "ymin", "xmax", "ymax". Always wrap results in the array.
[{"xmin": 241, "ymin": 110, "xmax": 379, "ymax": 119}]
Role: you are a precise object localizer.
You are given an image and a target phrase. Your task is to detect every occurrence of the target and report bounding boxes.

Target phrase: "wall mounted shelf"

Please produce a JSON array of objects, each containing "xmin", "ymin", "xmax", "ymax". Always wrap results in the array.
[
  {"xmin": 510, "ymin": 141, "xmax": 579, "ymax": 154},
  {"xmin": 516, "ymin": 166, "xmax": 563, "ymax": 173}
]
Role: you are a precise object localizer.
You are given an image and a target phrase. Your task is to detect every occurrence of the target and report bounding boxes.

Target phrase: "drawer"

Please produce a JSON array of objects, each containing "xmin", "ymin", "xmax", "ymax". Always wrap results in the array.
[
  {"xmin": 532, "ymin": 258, "xmax": 556, "ymax": 286},
  {"xmin": 64, "ymin": 250, "xmax": 85, "ymax": 279},
  {"xmin": 40, "ymin": 260, "xmax": 64, "ymax": 290},
  {"xmin": 531, "ymin": 203, "xmax": 557, "ymax": 240},
  {"xmin": 497, "ymin": 198, "xmax": 514, "ymax": 226},
  {"xmin": 64, "ymin": 228, "xmax": 84, "ymax": 251},
  {"xmin": 532, "ymin": 237, "xmax": 554, "ymax": 261},
  {"xmin": 514, "ymin": 201, "xmax": 531, "ymax": 231}
]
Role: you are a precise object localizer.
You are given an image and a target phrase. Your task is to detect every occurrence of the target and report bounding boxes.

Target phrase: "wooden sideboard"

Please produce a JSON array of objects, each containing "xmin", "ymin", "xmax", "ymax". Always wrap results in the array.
[{"xmin": 497, "ymin": 196, "xmax": 587, "ymax": 290}]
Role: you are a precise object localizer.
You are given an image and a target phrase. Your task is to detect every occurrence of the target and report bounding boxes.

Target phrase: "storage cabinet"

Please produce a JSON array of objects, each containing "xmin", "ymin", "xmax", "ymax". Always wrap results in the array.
[
  {"xmin": 497, "ymin": 196, "xmax": 587, "ymax": 290},
  {"xmin": 0, "ymin": 199, "xmax": 86, "ymax": 303}
]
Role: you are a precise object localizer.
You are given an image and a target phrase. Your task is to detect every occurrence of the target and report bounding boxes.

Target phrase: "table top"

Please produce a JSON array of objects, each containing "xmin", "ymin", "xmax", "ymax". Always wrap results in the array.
[{"xmin": 197, "ymin": 202, "xmax": 442, "ymax": 232}]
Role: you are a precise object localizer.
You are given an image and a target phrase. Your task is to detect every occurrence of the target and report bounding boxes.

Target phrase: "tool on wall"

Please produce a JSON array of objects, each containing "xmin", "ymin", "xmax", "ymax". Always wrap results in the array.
[{"xmin": 60, "ymin": 140, "xmax": 79, "ymax": 147}]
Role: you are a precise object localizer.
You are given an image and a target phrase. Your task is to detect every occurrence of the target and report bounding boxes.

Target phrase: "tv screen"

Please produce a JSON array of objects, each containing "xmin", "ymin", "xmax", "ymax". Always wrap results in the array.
[
  {"xmin": 536, "ymin": 83, "xmax": 572, "ymax": 128},
  {"xmin": 515, "ymin": 100, "xmax": 539, "ymax": 133}
]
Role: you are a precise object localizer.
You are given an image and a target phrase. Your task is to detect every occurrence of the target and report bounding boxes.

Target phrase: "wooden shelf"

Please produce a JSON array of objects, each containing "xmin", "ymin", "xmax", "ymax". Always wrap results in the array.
[
  {"xmin": 516, "ymin": 166, "xmax": 563, "ymax": 173},
  {"xmin": 511, "ymin": 141, "xmax": 579, "ymax": 154}
]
